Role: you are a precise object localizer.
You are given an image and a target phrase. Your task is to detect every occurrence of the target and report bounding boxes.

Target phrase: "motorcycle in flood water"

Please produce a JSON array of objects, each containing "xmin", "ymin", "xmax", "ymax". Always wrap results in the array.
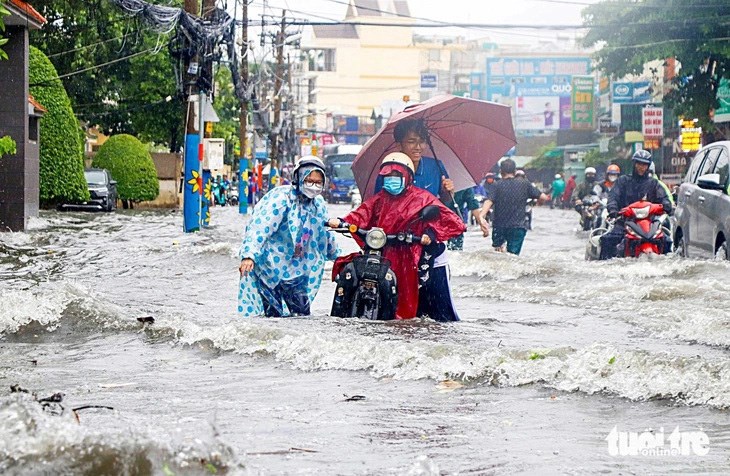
[
  {"xmin": 619, "ymin": 199, "xmax": 669, "ymax": 257},
  {"xmin": 585, "ymin": 199, "xmax": 669, "ymax": 260},
  {"xmin": 348, "ymin": 186, "xmax": 362, "ymax": 209},
  {"xmin": 577, "ymin": 195, "xmax": 604, "ymax": 231},
  {"xmin": 211, "ymin": 181, "xmax": 228, "ymax": 206},
  {"xmin": 227, "ymin": 187, "xmax": 239, "ymax": 206},
  {"xmin": 329, "ymin": 205, "xmax": 440, "ymax": 320}
]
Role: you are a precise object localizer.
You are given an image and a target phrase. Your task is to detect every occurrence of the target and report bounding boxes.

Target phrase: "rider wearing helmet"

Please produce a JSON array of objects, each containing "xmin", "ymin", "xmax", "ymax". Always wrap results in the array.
[
  {"xmin": 329, "ymin": 152, "xmax": 465, "ymax": 320},
  {"xmin": 603, "ymin": 164, "xmax": 621, "ymax": 191},
  {"xmin": 598, "ymin": 150, "xmax": 673, "ymax": 259},
  {"xmin": 571, "ymin": 167, "xmax": 599, "ymax": 210},
  {"xmin": 238, "ymin": 156, "xmax": 340, "ymax": 317}
]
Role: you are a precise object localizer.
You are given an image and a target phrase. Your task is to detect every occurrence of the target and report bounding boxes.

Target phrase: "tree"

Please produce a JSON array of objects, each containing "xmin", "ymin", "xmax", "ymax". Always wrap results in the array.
[
  {"xmin": 525, "ymin": 142, "xmax": 562, "ymax": 170},
  {"xmin": 30, "ymin": 0, "xmax": 185, "ymax": 151},
  {"xmin": 92, "ymin": 134, "xmax": 159, "ymax": 207},
  {"xmin": 212, "ymin": 66, "xmax": 242, "ymax": 164},
  {"xmin": 582, "ymin": 0, "xmax": 730, "ymax": 133},
  {"xmin": 29, "ymin": 46, "xmax": 90, "ymax": 206},
  {"xmin": 0, "ymin": 0, "xmax": 9, "ymax": 60}
]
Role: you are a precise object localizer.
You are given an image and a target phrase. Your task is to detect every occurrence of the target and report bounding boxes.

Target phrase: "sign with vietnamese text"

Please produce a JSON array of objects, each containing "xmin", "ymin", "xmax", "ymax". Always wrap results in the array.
[
  {"xmin": 642, "ymin": 106, "xmax": 663, "ymax": 138},
  {"xmin": 420, "ymin": 73, "xmax": 438, "ymax": 90},
  {"xmin": 571, "ymin": 76, "xmax": 594, "ymax": 130},
  {"xmin": 680, "ymin": 119, "xmax": 702, "ymax": 152}
]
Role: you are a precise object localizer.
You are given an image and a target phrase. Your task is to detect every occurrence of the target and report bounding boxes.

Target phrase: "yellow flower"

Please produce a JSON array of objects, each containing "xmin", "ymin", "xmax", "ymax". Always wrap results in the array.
[
  {"xmin": 204, "ymin": 179, "xmax": 212, "ymax": 201},
  {"xmin": 187, "ymin": 170, "xmax": 202, "ymax": 194}
]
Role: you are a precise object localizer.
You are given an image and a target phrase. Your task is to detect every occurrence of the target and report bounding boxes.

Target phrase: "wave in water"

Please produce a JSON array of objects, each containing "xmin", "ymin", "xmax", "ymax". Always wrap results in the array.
[
  {"xmin": 153, "ymin": 318, "xmax": 730, "ymax": 409},
  {"xmin": 0, "ymin": 393, "xmax": 239, "ymax": 474}
]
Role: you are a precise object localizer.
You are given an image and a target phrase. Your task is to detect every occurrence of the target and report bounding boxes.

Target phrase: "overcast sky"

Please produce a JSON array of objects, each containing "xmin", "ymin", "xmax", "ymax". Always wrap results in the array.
[{"xmin": 242, "ymin": 0, "xmax": 604, "ymax": 46}]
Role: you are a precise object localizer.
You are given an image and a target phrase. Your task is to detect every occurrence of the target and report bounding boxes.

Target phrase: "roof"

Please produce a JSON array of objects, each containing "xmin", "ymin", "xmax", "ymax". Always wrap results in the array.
[
  {"xmin": 28, "ymin": 95, "xmax": 47, "ymax": 114},
  {"xmin": 345, "ymin": 0, "xmax": 410, "ymax": 18},
  {"xmin": 7, "ymin": 1, "xmax": 46, "ymax": 25},
  {"xmin": 312, "ymin": 24, "xmax": 358, "ymax": 39}
]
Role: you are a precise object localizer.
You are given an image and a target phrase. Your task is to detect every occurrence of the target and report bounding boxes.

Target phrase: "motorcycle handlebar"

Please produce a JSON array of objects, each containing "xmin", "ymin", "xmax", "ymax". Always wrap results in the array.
[{"xmin": 326, "ymin": 221, "xmax": 424, "ymax": 244}]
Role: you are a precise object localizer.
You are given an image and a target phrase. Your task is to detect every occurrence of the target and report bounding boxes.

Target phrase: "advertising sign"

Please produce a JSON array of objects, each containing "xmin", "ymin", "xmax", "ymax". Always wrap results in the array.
[
  {"xmin": 485, "ymin": 56, "xmax": 591, "ymax": 102},
  {"xmin": 612, "ymin": 81, "xmax": 652, "ymax": 104},
  {"xmin": 680, "ymin": 119, "xmax": 702, "ymax": 152},
  {"xmin": 420, "ymin": 73, "xmax": 438, "ymax": 90},
  {"xmin": 642, "ymin": 106, "xmax": 663, "ymax": 138},
  {"xmin": 715, "ymin": 78, "xmax": 730, "ymax": 123},
  {"xmin": 514, "ymin": 82, "xmax": 572, "ymax": 130},
  {"xmin": 571, "ymin": 76, "xmax": 595, "ymax": 130}
]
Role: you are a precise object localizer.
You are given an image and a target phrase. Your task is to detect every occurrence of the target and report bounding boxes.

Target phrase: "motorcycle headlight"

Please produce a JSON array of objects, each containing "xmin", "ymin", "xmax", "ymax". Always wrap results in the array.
[
  {"xmin": 365, "ymin": 228, "xmax": 387, "ymax": 250},
  {"xmin": 633, "ymin": 206, "xmax": 650, "ymax": 220}
]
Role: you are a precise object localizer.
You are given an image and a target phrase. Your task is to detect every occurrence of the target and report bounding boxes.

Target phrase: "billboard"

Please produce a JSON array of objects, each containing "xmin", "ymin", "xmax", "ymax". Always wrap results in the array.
[
  {"xmin": 715, "ymin": 78, "xmax": 730, "ymax": 123},
  {"xmin": 485, "ymin": 56, "xmax": 591, "ymax": 102},
  {"xmin": 612, "ymin": 81, "xmax": 652, "ymax": 104},
  {"xmin": 571, "ymin": 76, "xmax": 595, "ymax": 130},
  {"xmin": 514, "ymin": 82, "xmax": 572, "ymax": 130}
]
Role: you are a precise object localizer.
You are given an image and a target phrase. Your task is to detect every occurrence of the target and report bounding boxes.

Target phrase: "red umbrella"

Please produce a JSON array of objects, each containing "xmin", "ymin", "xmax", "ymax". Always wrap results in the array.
[{"xmin": 352, "ymin": 95, "xmax": 516, "ymax": 199}]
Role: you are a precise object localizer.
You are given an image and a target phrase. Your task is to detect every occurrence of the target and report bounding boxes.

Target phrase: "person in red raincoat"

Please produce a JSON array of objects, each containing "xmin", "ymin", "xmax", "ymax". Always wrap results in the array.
[
  {"xmin": 562, "ymin": 174, "xmax": 577, "ymax": 207},
  {"xmin": 329, "ymin": 153, "xmax": 465, "ymax": 319}
]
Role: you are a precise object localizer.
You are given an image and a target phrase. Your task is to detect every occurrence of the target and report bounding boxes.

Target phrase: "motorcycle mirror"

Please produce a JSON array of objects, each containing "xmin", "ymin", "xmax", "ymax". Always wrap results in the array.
[{"xmin": 420, "ymin": 205, "xmax": 440, "ymax": 221}]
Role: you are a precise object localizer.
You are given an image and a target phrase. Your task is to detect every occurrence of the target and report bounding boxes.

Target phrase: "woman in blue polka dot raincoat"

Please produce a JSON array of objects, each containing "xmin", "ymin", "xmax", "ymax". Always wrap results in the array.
[{"xmin": 238, "ymin": 156, "xmax": 340, "ymax": 317}]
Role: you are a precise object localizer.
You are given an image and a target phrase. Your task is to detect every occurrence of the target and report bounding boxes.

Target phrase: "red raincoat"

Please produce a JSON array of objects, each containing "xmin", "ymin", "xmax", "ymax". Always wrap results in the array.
[{"xmin": 335, "ymin": 179, "xmax": 465, "ymax": 319}]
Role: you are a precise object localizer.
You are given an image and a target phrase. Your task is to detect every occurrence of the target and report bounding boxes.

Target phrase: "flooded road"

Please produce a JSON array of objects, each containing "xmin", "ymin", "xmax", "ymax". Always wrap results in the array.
[{"xmin": 2, "ymin": 204, "xmax": 730, "ymax": 474}]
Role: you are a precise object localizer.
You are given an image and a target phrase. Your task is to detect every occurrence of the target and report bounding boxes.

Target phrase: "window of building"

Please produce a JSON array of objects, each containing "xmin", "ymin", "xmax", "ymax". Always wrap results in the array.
[
  {"xmin": 306, "ymin": 49, "xmax": 336, "ymax": 72},
  {"xmin": 29, "ymin": 117, "xmax": 39, "ymax": 142}
]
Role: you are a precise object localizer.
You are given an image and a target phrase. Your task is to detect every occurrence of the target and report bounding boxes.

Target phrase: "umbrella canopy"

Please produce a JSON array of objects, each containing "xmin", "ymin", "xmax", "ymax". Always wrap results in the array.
[{"xmin": 352, "ymin": 95, "xmax": 516, "ymax": 199}]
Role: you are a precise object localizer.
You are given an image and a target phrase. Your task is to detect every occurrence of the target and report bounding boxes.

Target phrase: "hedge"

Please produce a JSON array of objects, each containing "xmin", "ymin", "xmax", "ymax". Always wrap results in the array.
[
  {"xmin": 92, "ymin": 134, "xmax": 159, "ymax": 202},
  {"xmin": 29, "ymin": 46, "xmax": 89, "ymax": 205}
]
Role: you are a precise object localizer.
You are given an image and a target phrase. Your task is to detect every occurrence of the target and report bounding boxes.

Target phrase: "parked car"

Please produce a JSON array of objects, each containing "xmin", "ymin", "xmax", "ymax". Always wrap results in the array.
[
  {"xmin": 59, "ymin": 168, "xmax": 118, "ymax": 212},
  {"xmin": 674, "ymin": 141, "xmax": 730, "ymax": 259}
]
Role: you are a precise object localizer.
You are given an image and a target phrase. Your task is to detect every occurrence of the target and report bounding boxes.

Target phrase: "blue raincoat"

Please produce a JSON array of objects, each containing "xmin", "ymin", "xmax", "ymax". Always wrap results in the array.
[{"xmin": 238, "ymin": 185, "xmax": 339, "ymax": 316}]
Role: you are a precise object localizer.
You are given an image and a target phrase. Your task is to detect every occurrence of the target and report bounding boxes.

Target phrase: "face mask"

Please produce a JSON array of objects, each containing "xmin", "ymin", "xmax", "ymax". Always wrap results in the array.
[
  {"xmin": 383, "ymin": 176, "xmax": 405, "ymax": 195},
  {"xmin": 301, "ymin": 182, "xmax": 323, "ymax": 199},
  {"xmin": 586, "ymin": 175, "xmax": 596, "ymax": 183},
  {"xmin": 608, "ymin": 175, "xmax": 618, "ymax": 183}
]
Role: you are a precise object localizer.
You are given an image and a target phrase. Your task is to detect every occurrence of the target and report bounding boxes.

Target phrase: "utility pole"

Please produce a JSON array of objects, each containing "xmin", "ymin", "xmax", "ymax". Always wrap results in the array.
[
  {"xmin": 269, "ymin": 10, "xmax": 286, "ymax": 167},
  {"xmin": 182, "ymin": 0, "xmax": 201, "ymax": 233},
  {"xmin": 239, "ymin": 0, "xmax": 249, "ymax": 214}
]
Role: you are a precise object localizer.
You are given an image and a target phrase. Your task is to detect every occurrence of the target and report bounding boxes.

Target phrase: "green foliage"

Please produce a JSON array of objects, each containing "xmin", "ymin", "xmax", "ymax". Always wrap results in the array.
[
  {"xmin": 29, "ymin": 46, "xmax": 90, "ymax": 205},
  {"xmin": 212, "ymin": 66, "xmax": 242, "ymax": 164},
  {"xmin": 582, "ymin": 0, "xmax": 730, "ymax": 132},
  {"xmin": 30, "ymin": 0, "xmax": 185, "ymax": 151},
  {"xmin": 525, "ymin": 142, "xmax": 562, "ymax": 170},
  {"xmin": 0, "ymin": 135, "xmax": 15, "ymax": 157},
  {"xmin": 0, "ymin": 1, "xmax": 9, "ymax": 60},
  {"xmin": 92, "ymin": 134, "xmax": 159, "ymax": 202}
]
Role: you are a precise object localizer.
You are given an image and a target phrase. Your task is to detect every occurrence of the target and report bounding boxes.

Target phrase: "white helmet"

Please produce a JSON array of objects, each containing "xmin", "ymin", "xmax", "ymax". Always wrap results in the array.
[
  {"xmin": 585, "ymin": 167, "xmax": 596, "ymax": 175},
  {"xmin": 292, "ymin": 155, "xmax": 327, "ymax": 187},
  {"xmin": 554, "ymin": 174, "xmax": 561, "ymax": 179},
  {"xmin": 380, "ymin": 152, "xmax": 415, "ymax": 175}
]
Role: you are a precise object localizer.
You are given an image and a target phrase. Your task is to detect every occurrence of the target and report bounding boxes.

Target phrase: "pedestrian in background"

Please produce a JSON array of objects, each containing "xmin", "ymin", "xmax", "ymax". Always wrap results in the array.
[
  {"xmin": 447, "ymin": 186, "xmax": 488, "ymax": 250},
  {"xmin": 480, "ymin": 158, "xmax": 548, "ymax": 255}
]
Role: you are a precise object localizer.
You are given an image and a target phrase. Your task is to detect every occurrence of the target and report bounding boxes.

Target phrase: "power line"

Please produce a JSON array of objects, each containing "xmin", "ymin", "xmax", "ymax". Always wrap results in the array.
[
  {"xmin": 30, "ymin": 46, "xmax": 162, "ymax": 86},
  {"xmin": 47, "ymin": 33, "xmax": 136, "ymax": 58}
]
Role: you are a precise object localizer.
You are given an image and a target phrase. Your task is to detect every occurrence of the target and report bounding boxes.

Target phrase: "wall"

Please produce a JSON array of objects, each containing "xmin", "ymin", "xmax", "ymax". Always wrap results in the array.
[{"xmin": 0, "ymin": 26, "xmax": 36, "ymax": 231}]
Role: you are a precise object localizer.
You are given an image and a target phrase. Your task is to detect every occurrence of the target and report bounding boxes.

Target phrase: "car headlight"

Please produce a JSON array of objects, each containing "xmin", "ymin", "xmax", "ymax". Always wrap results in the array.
[
  {"xmin": 633, "ymin": 206, "xmax": 650, "ymax": 219},
  {"xmin": 365, "ymin": 228, "xmax": 387, "ymax": 250}
]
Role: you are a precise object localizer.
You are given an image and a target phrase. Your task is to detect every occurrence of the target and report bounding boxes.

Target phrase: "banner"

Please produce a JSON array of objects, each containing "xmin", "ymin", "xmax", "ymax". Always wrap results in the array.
[
  {"xmin": 642, "ymin": 106, "xmax": 663, "ymax": 138},
  {"xmin": 571, "ymin": 76, "xmax": 595, "ymax": 130},
  {"xmin": 715, "ymin": 78, "xmax": 730, "ymax": 123},
  {"xmin": 514, "ymin": 82, "xmax": 572, "ymax": 130},
  {"xmin": 612, "ymin": 81, "xmax": 652, "ymax": 104}
]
